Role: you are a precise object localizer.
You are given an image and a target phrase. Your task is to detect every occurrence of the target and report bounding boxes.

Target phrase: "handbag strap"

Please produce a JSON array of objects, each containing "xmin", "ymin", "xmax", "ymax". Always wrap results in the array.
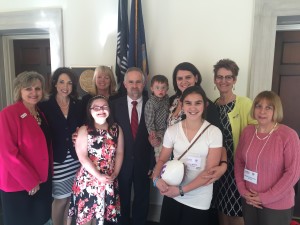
[{"xmin": 178, "ymin": 123, "xmax": 212, "ymax": 160}]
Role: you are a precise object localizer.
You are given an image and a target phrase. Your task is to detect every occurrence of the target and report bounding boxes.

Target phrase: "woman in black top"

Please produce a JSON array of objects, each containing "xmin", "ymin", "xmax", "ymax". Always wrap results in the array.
[{"xmin": 39, "ymin": 67, "xmax": 83, "ymax": 225}]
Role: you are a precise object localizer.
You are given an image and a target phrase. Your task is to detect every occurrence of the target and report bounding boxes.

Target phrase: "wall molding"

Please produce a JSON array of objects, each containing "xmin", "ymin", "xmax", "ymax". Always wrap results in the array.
[
  {"xmin": 249, "ymin": 0, "xmax": 300, "ymax": 98},
  {"xmin": 0, "ymin": 8, "xmax": 64, "ymax": 107}
]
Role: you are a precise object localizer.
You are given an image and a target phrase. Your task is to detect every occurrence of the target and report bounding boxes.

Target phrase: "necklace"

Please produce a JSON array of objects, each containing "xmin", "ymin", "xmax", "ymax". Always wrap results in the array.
[
  {"xmin": 58, "ymin": 100, "xmax": 70, "ymax": 109},
  {"xmin": 255, "ymin": 122, "xmax": 278, "ymax": 140},
  {"xmin": 31, "ymin": 111, "xmax": 42, "ymax": 126},
  {"xmin": 245, "ymin": 127, "xmax": 274, "ymax": 172},
  {"xmin": 56, "ymin": 96, "xmax": 70, "ymax": 109},
  {"xmin": 218, "ymin": 93, "xmax": 235, "ymax": 105}
]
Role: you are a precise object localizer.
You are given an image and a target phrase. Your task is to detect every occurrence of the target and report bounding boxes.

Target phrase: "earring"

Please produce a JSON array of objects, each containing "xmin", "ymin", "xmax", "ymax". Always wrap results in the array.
[
  {"xmin": 233, "ymin": 85, "xmax": 235, "ymax": 90},
  {"xmin": 214, "ymin": 86, "xmax": 216, "ymax": 90}
]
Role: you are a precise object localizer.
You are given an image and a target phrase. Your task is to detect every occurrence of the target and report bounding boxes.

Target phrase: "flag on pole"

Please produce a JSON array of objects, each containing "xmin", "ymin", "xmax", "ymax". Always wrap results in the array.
[
  {"xmin": 115, "ymin": 0, "xmax": 129, "ymax": 85},
  {"xmin": 128, "ymin": 0, "xmax": 149, "ymax": 80}
]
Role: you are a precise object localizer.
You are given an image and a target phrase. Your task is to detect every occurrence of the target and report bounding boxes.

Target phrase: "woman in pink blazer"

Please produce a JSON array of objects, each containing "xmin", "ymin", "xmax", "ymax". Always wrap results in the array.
[{"xmin": 0, "ymin": 71, "xmax": 53, "ymax": 225}]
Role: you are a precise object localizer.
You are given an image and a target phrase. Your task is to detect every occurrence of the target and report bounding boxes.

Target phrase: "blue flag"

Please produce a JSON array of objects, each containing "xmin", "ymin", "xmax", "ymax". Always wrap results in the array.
[
  {"xmin": 128, "ymin": 0, "xmax": 149, "ymax": 79},
  {"xmin": 116, "ymin": 0, "xmax": 129, "ymax": 85}
]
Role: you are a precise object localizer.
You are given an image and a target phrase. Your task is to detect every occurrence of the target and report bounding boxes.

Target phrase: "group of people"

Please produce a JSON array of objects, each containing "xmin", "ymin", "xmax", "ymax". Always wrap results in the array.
[{"xmin": 0, "ymin": 59, "xmax": 299, "ymax": 225}]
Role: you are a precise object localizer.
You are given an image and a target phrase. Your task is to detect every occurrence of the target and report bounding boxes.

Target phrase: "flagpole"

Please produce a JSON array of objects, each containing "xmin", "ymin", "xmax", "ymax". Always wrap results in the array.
[{"xmin": 135, "ymin": 0, "xmax": 138, "ymax": 66}]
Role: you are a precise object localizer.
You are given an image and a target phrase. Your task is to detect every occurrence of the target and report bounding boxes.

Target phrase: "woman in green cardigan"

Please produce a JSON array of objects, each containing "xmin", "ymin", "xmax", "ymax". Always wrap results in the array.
[{"xmin": 212, "ymin": 59, "xmax": 256, "ymax": 225}]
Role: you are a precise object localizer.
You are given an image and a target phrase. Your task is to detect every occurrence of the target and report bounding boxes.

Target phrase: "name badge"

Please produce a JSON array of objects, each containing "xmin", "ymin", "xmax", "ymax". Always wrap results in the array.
[
  {"xmin": 186, "ymin": 156, "xmax": 201, "ymax": 171},
  {"xmin": 244, "ymin": 168, "xmax": 258, "ymax": 184}
]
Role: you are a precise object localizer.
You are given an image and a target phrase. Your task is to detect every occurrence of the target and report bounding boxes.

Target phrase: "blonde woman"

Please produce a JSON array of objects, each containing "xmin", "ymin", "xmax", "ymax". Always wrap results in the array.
[
  {"xmin": 0, "ymin": 71, "xmax": 52, "ymax": 225},
  {"xmin": 82, "ymin": 66, "xmax": 118, "ymax": 113},
  {"xmin": 235, "ymin": 91, "xmax": 300, "ymax": 225}
]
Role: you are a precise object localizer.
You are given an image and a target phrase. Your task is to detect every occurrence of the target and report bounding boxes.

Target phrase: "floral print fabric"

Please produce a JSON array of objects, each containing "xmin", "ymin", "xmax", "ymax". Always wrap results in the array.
[
  {"xmin": 69, "ymin": 123, "xmax": 121, "ymax": 225},
  {"xmin": 168, "ymin": 96, "xmax": 185, "ymax": 127}
]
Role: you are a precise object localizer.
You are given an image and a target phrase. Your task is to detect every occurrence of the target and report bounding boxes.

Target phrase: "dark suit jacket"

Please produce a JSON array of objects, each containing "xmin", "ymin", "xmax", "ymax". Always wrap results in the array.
[
  {"xmin": 111, "ymin": 96, "xmax": 154, "ymax": 178},
  {"xmin": 39, "ymin": 96, "xmax": 83, "ymax": 163}
]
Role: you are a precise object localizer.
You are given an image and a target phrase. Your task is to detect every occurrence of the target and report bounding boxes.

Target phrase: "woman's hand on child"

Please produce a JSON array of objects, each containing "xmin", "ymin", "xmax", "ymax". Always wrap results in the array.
[
  {"xmin": 148, "ymin": 131, "xmax": 161, "ymax": 147},
  {"xmin": 202, "ymin": 163, "xmax": 227, "ymax": 185},
  {"xmin": 72, "ymin": 127, "xmax": 79, "ymax": 146}
]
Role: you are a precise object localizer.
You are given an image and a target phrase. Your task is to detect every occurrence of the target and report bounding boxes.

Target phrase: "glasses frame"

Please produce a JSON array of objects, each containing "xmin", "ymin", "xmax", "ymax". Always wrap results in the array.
[
  {"xmin": 215, "ymin": 75, "xmax": 234, "ymax": 82},
  {"xmin": 90, "ymin": 105, "xmax": 109, "ymax": 111}
]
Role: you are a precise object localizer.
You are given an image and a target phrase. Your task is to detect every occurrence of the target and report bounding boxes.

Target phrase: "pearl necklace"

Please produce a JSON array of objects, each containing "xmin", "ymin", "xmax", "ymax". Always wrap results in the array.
[{"xmin": 255, "ymin": 123, "xmax": 278, "ymax": 140}]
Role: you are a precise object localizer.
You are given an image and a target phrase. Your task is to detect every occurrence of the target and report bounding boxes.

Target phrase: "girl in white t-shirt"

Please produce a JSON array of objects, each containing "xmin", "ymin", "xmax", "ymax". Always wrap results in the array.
[{"xmin": 152, "ymin": 86, "xmax": 223, "ymax": 225}]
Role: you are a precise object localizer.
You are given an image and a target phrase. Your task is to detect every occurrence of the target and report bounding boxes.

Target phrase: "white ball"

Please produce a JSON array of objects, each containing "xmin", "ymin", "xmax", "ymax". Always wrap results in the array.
[{"xmin": 160, "ymin": 160, "xmax": 184, "ymax": 186}]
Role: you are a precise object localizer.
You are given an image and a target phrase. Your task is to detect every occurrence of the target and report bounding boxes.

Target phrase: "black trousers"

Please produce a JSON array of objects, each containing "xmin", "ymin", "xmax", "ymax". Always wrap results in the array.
[
  {"xmin": 118, "ymin": 171, "xmax": 150, "ymax": 225},
  {"xmin": 0, "ymin": 179, "xmax": 52, "ymax": 225},
  {"xmin": 160, "ymin": 196, "xmax": 209, "ymax": 225}
]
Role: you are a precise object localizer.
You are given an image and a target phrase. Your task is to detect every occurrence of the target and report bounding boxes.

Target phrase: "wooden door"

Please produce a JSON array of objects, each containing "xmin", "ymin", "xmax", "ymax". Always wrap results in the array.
[
  {"xmin": 13, "ymin": 39, "xmax": 51, "ymax": 91},
  {"xmin": 272, "ymin": 30, "xmax": 300, "ymax": 217}
]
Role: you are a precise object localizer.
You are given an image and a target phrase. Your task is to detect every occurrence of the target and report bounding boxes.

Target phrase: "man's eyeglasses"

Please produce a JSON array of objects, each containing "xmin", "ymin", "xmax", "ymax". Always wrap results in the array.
[
  {"xmin": 215, "ymin": 75, "xmax": 234, "ymax": 81},
  {"xmin": 90, "ymin": 105, "xmax": 109, "ymax": 111}
]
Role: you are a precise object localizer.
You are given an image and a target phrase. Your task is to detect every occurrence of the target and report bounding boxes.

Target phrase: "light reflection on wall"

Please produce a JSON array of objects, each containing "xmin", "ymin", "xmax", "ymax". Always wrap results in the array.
[{"xmin": 98, "ymin": 14, "xmax": 117, "ymax": 47}]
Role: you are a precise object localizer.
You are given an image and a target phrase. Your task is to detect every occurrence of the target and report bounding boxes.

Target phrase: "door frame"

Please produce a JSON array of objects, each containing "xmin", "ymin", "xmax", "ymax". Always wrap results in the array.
[
  {"xmin": 249, "ymin": 0, "xmax": 300, "ymax": 99},
  {"xmin": 2, "ymin": 34, "xmax": 50, "ymax": 106},
  {"xmin": 0, "ymin": 8, "xmax": 64, "ymax": 108}
]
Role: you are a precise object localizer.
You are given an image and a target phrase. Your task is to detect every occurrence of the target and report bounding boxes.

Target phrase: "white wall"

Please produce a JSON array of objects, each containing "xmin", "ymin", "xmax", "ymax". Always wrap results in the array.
[
  {"xmin": 0, "ymin": 0, "xmax": 254, "ymax": 221},
  {"xmin": 0, "ymin": 0, "xmax": 254, "ymax": 100}
]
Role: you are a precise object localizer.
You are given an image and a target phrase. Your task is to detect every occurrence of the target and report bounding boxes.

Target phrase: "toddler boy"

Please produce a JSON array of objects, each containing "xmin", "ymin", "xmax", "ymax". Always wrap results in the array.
[{"xmin": 145, "ymin": 75, "xmax": 169, "ymax": 161}]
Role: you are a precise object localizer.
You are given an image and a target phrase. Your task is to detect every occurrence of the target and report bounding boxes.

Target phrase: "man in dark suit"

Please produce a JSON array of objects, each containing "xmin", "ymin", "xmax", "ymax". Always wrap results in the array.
[{"xmin": 111, "ymin": 67, "xmax": 154, "ymax": 225}]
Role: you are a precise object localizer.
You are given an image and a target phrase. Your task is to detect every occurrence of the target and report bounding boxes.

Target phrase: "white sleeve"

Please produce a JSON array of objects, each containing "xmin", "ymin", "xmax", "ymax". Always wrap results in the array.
[
  {"xmin": 207, "ymin": 125, "xmax": 223, "ymax": 148},
  {"xmin": 163, "ymin": 125, "xmax": 177, "ymax": 149}
]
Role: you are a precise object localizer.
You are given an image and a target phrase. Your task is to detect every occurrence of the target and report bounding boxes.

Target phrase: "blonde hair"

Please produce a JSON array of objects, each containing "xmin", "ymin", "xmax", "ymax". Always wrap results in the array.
[
  {"xmin": 13, "ymin": 71, "xmax": 48, "ymax": 102},
  {"xmin": 250, "ymin": 91, "xmax": 283, "ymax": 122},
  {"xmin": 92, "ymin": 66, "xmax": 117, "ymax": 96}
]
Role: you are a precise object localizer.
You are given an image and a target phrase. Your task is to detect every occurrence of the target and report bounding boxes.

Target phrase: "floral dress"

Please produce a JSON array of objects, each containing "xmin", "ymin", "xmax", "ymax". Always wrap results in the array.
[
  {"xmin": 168, "ymin": 96, "xmax": 185, "ymax": 127},
  {"xmin": 69, "ymin": 123, "xmax": 121, "ymax": 225}
]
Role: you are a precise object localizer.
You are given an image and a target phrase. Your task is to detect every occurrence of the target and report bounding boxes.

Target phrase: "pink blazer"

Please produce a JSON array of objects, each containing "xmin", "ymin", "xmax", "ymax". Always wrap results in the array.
[{"xmin": 0, "ymin": 101, "xmax": 51, "ymax": 192}]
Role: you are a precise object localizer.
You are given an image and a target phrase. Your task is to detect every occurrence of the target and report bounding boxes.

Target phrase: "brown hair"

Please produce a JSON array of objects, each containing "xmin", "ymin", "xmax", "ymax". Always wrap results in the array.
[{"xmin": 213, "ymin": 59, "xmax": 239, "ymax": 78}]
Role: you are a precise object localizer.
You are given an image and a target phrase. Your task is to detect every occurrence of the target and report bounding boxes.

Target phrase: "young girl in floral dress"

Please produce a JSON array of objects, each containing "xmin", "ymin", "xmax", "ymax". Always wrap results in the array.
[{"xmin": 69, "ymin": 95, "xmax": 124, "ymax": 225}]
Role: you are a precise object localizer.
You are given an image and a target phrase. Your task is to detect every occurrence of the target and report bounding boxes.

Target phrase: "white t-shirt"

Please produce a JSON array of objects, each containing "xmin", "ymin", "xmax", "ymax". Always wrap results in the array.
[{"xmin": 163, "ymin": 120, "xmax": 222, "ymax": 209}]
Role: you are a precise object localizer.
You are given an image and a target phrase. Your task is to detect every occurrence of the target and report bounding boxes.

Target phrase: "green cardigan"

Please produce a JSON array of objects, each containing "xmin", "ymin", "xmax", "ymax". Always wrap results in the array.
[{"xmin": 217, "ymin": 96, "xmax": 257, "ymax": 155}]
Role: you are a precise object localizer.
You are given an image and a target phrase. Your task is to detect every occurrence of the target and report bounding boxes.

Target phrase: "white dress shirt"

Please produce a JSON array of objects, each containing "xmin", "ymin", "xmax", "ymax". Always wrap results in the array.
[{"xmin": 127, "ymin": 96, "xmax": 143, "ymax": 123}]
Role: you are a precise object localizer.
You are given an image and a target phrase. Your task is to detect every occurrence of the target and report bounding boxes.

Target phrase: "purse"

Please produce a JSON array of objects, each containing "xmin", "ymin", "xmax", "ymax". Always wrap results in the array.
[{"xmin": 160, "ymin": 124, "xmax": 212, "ymax": 186}]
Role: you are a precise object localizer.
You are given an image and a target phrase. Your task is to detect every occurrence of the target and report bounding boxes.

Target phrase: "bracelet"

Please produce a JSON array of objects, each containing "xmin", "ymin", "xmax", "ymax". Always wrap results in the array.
[
  {"xmin": 153, "ymin": 177, "xmax": 159, "ymax": 187},
  {"xmin": 219, "ymin": 160, "xmax": 228, "ymax": 166},
  {"xmin": 179, "ymin": 185, "xmax": 184, "ymax": 196}
]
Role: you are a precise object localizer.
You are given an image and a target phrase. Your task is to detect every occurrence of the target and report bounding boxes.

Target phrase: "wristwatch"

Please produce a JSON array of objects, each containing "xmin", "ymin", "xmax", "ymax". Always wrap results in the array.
[{"xmin": 179, "ymin": 185, "xmax": 184, "ymax": 196}]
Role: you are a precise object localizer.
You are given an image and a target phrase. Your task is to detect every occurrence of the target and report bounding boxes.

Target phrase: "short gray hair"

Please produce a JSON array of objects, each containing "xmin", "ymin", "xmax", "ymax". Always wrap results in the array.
[
  {"xmin": 124, "ymin": 67, "xmax": 145, "ymax": 84},
  {"xmin": 13, "ymin": 71, "xmax": 48, "ymax": 102}
]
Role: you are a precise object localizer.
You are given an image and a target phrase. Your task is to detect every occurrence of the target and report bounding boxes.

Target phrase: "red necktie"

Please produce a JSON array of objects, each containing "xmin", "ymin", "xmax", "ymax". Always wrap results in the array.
[{"xmin": 131, "ymin": 101, "xmax": 138, "ymax": 139}]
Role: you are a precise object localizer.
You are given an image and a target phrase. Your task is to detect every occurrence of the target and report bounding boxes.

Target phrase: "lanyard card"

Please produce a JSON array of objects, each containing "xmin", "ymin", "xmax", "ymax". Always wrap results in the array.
[{"xmin": 244, "ymin": 168, "xmax": 258, "ymax": 184}]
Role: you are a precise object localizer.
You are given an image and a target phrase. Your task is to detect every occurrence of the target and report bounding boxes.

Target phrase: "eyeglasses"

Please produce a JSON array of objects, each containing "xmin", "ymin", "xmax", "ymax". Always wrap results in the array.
[
  {"xmin": 215, "ymin": 75, "xmax": 234, "ymax": 81},
  {"xmin": 90, "ymin": 105, "xmax": 109, "ymax": 111}
]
